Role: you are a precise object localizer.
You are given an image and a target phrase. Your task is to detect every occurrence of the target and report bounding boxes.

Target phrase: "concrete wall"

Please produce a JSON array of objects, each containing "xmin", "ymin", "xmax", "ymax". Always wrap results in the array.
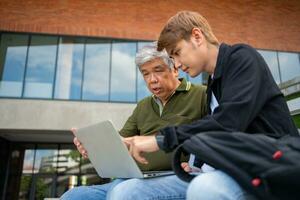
[
  {"xmin": 0, "ymin": 0, "xmax": 299, "ymax": 52},
  {"xmin": 0, "ymin": 99, "xmax": 136, "ymax": 142}
]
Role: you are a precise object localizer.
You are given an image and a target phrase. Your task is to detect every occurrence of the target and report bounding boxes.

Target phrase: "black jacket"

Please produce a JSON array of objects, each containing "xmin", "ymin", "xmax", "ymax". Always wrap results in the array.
[{"xmin": 158, "ymin": 43, "xmax": 298, "ymax": 152}]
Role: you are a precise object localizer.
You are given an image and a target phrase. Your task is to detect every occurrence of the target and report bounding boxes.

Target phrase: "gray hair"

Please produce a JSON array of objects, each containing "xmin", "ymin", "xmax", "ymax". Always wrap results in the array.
[{"xmin": 135, "ymin": 42, "xmax": 174, "ymax": 69}]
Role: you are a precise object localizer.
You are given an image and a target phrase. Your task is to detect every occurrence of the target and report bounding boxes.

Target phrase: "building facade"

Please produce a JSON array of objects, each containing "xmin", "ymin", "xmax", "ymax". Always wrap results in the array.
[{"xmin": 0, "ymin": 0, "xmax": 300, "ymax": 199}]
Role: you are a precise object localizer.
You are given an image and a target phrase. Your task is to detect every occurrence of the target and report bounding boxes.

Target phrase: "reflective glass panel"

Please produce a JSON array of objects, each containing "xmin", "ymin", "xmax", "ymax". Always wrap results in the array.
[
  {"xmin": 22, "ymin": 149, "xmax": 35, "ymax": 174},
  {"xmin": 57, "ymin": 145, "xmax": 80, "ymax": 174},
  {"xmin": 18, "ymin": 175, "xmax": 31, "ymax": 200},
  {"xmin": 188, "ymin": 74, "xmax": 203, "ymax": 84},
  {"xmin": 24, "ymin": 35, "xmax": 58, "ymax": 98},
  {"xmin": 258, "ymin": 50, "xmax": 281, "ymax": 84},
  {"xmin": 201, "ymin": 72, "xmax": 209, "ymax": 85},
  {"xmin": 56, "ymin": 175, "xmax": 78, "ymax": 197},
  {"xmin": 82, "ymin": 39, "xmax": 110, "ymax": 101},
  {"xmin": 34, "ymin": 146, "xmax": 58, "ymax": 174},
  {"xmin": 110, "ymin": 42, "xmax": 136, "ymax": 102},
  {"xmin": 81, "ymin": 174, "xmax": 105, "ymax": 185},
  {"xmin": 178, "ymin": 69, "xmax": 188, "ymax": 79},
  {"xmin": 278, "ymin": 52, "xmax": 300, "ymax": 82},
  {"xmin": 0, "ymin": 34, "xmax": 28, "ymax": 97},
  {"xmin": 33, "ymin": 176, "xmax": 53, "ymax": 200},
  {"xmin": 54, "ymin": 37, "xmax": 84, "ymax": 100},
  {"xmin": 137, "ymin": 42, "xmax": 152, "ymax": 101},
  {"xmin": 80, "ymin": 159, "xmax": 97, "ymax": 174}
]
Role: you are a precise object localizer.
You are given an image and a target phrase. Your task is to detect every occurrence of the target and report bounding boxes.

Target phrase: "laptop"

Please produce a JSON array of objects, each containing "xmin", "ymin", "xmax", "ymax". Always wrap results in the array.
[{"xmin": 74, "ymin": 120, "xmax": 174, "ymax": 178}]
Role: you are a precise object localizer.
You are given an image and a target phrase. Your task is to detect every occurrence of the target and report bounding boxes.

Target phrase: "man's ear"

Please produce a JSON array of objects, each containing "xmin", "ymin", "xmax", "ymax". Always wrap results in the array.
[{"xmin": 191, "ymin": 28, "xmax": 204, "ymax": 46}]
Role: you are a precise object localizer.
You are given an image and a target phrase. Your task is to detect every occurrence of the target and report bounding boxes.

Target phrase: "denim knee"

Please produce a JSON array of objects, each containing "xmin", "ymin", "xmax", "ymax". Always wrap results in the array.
[
  {"xmin": 107, "ymin": 176, "xmax": 187, "ymax": 200},
  {"xmin": 61, "ymin": 186, "xmax": 89, "ymax": 200},
  {"xmin": 187, "ymin": 170, "xmax": 251, "ymax": 200},
  {"xmin": 61, "ymin": 185, "xmax": 104, "ymax": 200},
  {"xmin": 107, "ymin": 179, "xmax": 141, "ymax": 200}
]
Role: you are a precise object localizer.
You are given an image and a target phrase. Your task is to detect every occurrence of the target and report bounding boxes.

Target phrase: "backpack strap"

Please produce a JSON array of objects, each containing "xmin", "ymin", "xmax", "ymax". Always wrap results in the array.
[{"xmin": 172, "ymin": 143, "xmax": 199, "ymax": 182}]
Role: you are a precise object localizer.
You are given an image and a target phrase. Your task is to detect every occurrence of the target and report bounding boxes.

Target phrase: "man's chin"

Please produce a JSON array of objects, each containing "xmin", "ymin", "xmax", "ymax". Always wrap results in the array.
[
  {"xmin": 189, "ymin": 73, "xmax": 199, "ymax": 78},
  {"xmin": 152, "ymin": 92, "xmax": 161, "ymax": 98},
  {"xmin": 189, "ymin": 72, "xmax": 200, "ymax": 78}
]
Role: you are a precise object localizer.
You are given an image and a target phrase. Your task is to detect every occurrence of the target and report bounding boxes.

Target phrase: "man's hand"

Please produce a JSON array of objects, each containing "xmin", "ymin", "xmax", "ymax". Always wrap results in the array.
[
  {"xmin": 181, "ymin": 162, "xmax": 201, "ymax": 173},
  {"xmin": 124, "ymin": 136, "xmax": 159, "ymax": 165},
  {"xmin": 71, "ymin": 128, "xmax": 88, "ymax": 159},
  {"xmin": 121, "ymin": 136, "xmax": 131, "ymax": 149},
  {"xmin": 181, "ymin": 162, "xmax": 192, "ymax": 172}
]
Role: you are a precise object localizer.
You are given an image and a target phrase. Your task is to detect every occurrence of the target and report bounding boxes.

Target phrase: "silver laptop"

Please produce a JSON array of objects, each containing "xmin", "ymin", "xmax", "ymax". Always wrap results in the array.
[{"xmin": 74, "ymin": 120, "xmax": 174, "ymax": 178}]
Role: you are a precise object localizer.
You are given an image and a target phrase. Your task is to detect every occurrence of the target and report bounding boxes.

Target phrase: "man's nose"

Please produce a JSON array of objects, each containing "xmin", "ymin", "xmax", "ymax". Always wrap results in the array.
[
  {"xmin": 174, "ymin": 59, "xmax": 182, "ymax": 69},
  {"xmin": 149, "ymin": 73, "xmax": 158, "ymax": 83}
]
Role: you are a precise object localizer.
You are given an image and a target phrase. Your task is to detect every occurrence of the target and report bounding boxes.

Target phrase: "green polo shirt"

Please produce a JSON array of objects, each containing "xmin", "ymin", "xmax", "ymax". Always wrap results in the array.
[{"xmin": 119, "ymin": 78, "xmax": 207, "ymax": 171}]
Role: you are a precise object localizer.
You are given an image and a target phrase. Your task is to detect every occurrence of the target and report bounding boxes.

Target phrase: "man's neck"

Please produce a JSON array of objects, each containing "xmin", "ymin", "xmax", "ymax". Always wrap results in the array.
[
  {"xmin": 206, "ymin": 44, "xmax": 219, "ymax": 75},
  {"xmin": 160, "ymin": 79, "xmax": 181, "ymax": 106}
]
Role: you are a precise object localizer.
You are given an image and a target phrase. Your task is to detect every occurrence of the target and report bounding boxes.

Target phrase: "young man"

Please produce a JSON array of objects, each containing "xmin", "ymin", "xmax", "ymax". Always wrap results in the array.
[
  {"xmin": 126, "ymin": 11, "xmax": 298, "ymax": 200},
  {"xmin": 60, "ymin": 42, "xmax": 207, "ymax": 200}
]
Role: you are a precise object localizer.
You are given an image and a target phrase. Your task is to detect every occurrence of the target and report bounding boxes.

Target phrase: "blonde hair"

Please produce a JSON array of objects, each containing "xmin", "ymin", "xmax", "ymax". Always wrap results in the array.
[{"xmin": 157, "ymin": 11, "xmax": 219, "ymax": 52}]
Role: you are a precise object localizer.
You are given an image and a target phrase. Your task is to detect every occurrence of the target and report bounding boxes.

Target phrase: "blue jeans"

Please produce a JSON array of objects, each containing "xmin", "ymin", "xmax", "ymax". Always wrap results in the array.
[
  {"xmin": 61, "ymin": 171, "xmax": 255, "ymax": 200},
  {"xmin": 60, "ymin": 175, "xmax": 188, "ymax": 200},
  {"xmin": 187, "ymin": 170, "xmax": 257, "ymax": 200},
  {"xmin": 60, "ymin": 178, "xmax": 124, "ymax": 200}
]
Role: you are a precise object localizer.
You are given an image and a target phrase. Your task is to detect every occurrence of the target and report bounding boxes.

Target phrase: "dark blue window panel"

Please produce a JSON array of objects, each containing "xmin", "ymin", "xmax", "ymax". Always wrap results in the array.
[
  {"xmin": 54, "ymin": 37, "xmax": 84, "ymax": 100},
  {"xmin": 137, "ymin": 42, "xmax": 152, "ymax": 101},
  {"xmin": 178, "ymin": 69, "xmax": 188, "ymax": 80},
  {"xmin": 258, "ymin": 50, "xmax": 281, "ymax": 84},
  {"xmin": 278, "ymin": 52, "xmax": 300, "ymax": 83},
  {"xmin": 82, "ymin": 39, "xmax": 110, "ymax": 101},
  {"xmin": 24, "ymin": 35, "xmax": 58, "ymax": 98},
  {"xmin": 0, "ymin": 34, "xmax": 28, "ymax": 97},
  {"xmin": 110, "ymin": 42, "xmax": 136, "ymax": 102},
  {"xmin": 188, "ymin": 74, "xmax": 203, "ymax": 84}
]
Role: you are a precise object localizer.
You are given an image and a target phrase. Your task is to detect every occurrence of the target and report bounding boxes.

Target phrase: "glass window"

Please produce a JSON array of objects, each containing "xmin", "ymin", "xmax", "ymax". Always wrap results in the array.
[
  {"xmin": 0, "ymin": 34, "xmax": 28, "ymax": 97},
  {"xmin": 22, "ymin": 149, "xmax": 35, "ymax": 174},
  {"xmin": 54, "ymin": 37, "xmax": 84, "ymax": 100},
  {"xmin": 137, "ymin": 42, "xmax": 152, "ymax": 101},
  {"xmin": 6, "ymin": 142, "xmax": 107, "ymax": 200},
  {"xmin": 33, "ymin": 175, "xmax": 54, "ymax": 199},
  {"xmin": 278, "ymin": 52, "xmax": 300, "ymax": 82},
  {"xmin": 18, "ymin": 175, "xmax": 32, "ymax": 200},
  {"xmin": 80, "ymin": 159, "xmax": 97, "ymax": 174},
  {"xmin": 57, "ymin": 144, "xmax": 80, "ymax": 174},
  {"xmin": 24, "ymin": 35, "xmax": 58, "ymax": 98},
  {"xmin": 188, "ymin": 74, "xmax": 203, "ymax": 84},
  {"xmin": 56, "ymin": 175, "xmax": 78, "ymax": 197},
  {"xmin": 178, "ymin": 69, "xmax": 188, "ymax": 79},
  {"xmin": 258, "ymin": 50, "xmax": 281, "ymax": 84},
  {"xmin": 81, "ymin": 174, "xmax": 105, "ymax": 185},
  {"xmin": 110, "ymin": 42, "xmax": 136, "ymax": 102},
  {"xmin": 82, "ymin": 39, "xmax": 110, "ymax": 101},
  {"xmin": 33, "ymin": 145, "xmax": 58, "ymax": 174},
  {"xmin": 201, "ymin": 72, "xmax": 209, "ymax": 85}
]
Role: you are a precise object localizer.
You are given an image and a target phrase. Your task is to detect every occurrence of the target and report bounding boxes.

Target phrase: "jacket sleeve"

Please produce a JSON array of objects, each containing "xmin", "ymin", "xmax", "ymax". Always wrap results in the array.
[
  {"xmin": 159, "ymin": 48, "xmax": 267, "ymax": 152},
  {"xmin": 200, "ymin": 85, "xmax": 208, "ymax": 118}
]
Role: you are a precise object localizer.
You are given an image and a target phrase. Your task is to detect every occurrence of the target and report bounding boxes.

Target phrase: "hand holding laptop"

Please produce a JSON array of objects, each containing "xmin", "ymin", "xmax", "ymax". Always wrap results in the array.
[
  {"xmin": 125, "ymin": 135, "xmax": 160, "ymax": 165},
  {"xmin": 70, "ymin": 121, "xmax": 185, "ymax": 178},
  {"xmin": 71, "ymin": 127, "xmax": 131, "ymax": 160},
  {"xmin": 71, "ymin": 128, "xmax": 89, "ymax": 159}
]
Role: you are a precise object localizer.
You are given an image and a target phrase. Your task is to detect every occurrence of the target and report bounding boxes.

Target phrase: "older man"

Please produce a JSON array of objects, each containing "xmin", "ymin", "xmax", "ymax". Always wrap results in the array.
[{"xmin": 61, "ymin": 42, "xmax": 207, "ymax": 200}]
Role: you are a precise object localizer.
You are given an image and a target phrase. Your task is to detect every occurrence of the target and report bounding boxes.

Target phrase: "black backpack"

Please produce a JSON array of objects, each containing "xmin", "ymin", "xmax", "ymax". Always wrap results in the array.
[{"xmin": 172, "ymin": 131, "xmax": 300, "ymax": 200}]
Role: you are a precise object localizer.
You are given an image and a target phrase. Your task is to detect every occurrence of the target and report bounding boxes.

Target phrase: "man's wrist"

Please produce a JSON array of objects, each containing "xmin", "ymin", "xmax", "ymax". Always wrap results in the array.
[{"xmin": 155, "ymin": 135, "xmax": 165, "ymax": 150}]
